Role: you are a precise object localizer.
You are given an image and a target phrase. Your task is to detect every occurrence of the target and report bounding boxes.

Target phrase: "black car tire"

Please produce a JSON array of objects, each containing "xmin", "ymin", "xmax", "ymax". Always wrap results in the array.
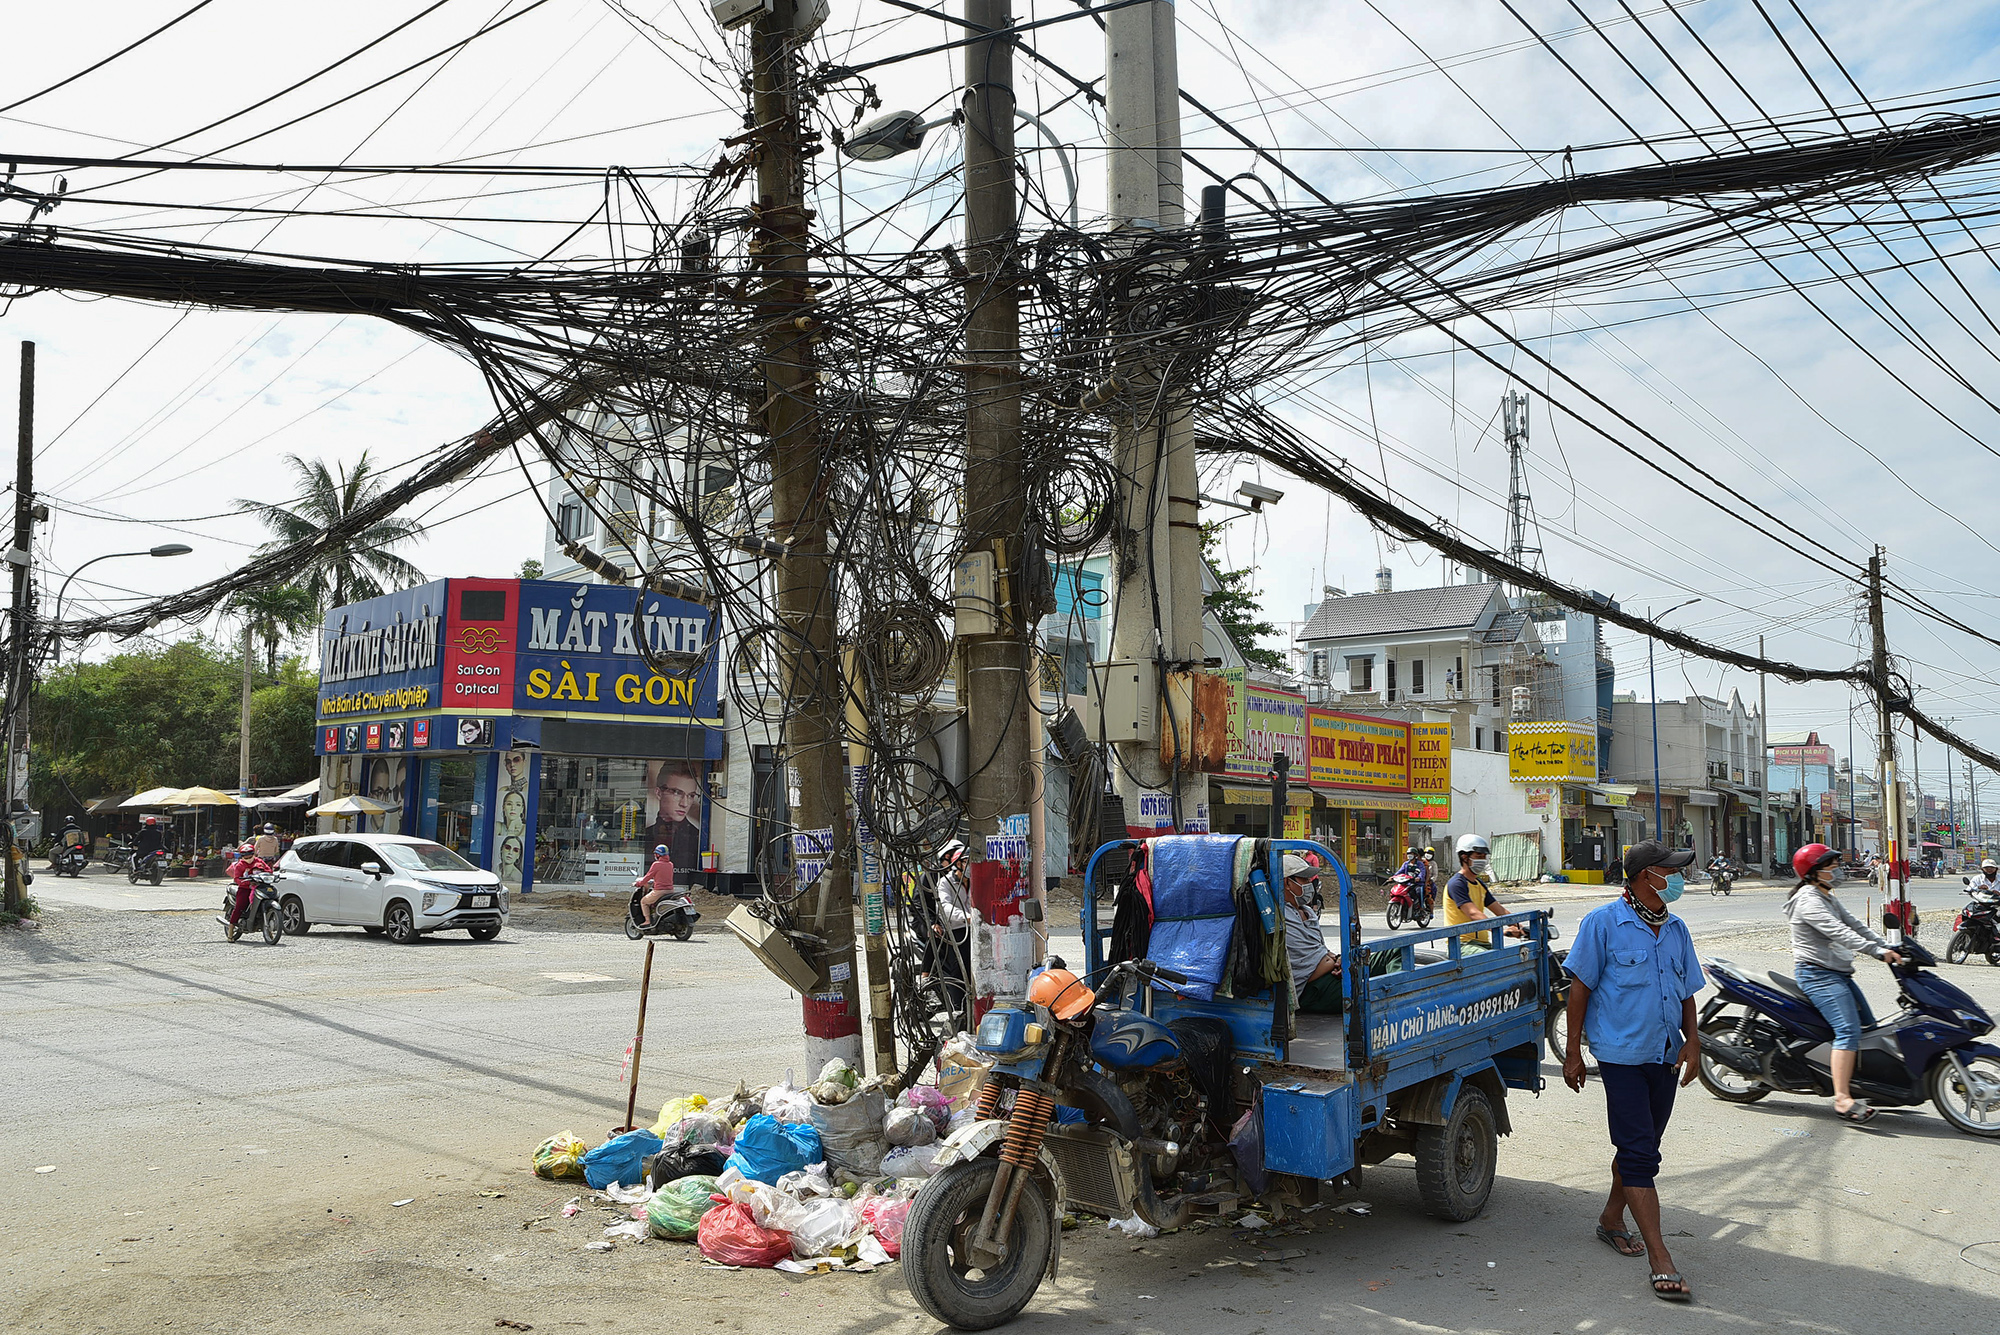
[
  {"xmin": 468, "ymin": 922, "xmax": 502, "ymax": 941},
  {"xmin": 1414, "ymin": 1085, "xmax": 1498, "ymax": 1221},
  {"xmin": 281, "ymin": 896, "xmax": 311, "ymax": 935},
  {"xmin": 383, "ymin": 902, "xmax": 419, "ymax": 945}
]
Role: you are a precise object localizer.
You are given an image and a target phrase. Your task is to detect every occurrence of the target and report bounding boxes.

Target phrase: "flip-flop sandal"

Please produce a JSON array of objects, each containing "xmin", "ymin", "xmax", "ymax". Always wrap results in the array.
[
  {"xmin": 1651, "ymin": 1273, "xmax": 1693, "ymax": 1302},
  {"xmin": 1835, "ymin": 1103, "xmax": 1878, "ymax": 1124},
  {"xmin": 1595, "ymin": 1225, "xmax": 1646, "ymax": 1257}
]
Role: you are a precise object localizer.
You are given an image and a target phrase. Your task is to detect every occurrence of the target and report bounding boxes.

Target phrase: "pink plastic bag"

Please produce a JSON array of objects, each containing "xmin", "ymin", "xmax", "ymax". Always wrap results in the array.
[
  {"xmin": 697, "ymin": 1199, "xmax": 793, "ymax": 1267},
  {"xmin": 860, "ymin": 1196, "xmax": 911, "ymax": 1257}
]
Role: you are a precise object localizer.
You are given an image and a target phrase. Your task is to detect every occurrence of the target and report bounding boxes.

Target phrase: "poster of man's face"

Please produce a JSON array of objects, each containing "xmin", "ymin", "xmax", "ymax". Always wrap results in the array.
[
  {"xmin": 647, "ymin": 760, "xmax": 702, "ymax": 828},
  {"xmin": 364, "ymin": 759, "xmax": 406, "ymax": 832}
]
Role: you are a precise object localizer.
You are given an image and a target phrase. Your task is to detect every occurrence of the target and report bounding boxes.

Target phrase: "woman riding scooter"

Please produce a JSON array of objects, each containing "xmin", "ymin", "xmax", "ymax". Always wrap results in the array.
[
  {"xmin": 1786, "ymin": 843, "xmax": 1903, "ymax": 1123},
  {"xmin": 632, "ymin": 844, "xmax": 677, "ymax": 929}
]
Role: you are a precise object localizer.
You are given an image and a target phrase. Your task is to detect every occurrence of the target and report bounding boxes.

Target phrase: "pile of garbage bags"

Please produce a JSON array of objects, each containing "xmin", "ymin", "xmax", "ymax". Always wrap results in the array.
[{"xmin": 528, "ymin": 1050, "xmax": 994, "ymax": 1270}]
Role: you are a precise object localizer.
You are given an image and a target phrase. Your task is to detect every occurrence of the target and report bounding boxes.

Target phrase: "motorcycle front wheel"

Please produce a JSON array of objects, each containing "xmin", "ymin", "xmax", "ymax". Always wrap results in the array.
[
  {"xmin": 1928, "ymin": 1052, "xmax": 2000, "ymax": 1138},
  {"xmin": 1948, "ymin": 932, "xmax": 1973, "ymax": 965},
  {"xmin": 903, "ymin": 1155, "xmax": 1054, "ymax": 1331},
  {"xmin": 261, "ymin": 904, "xmax": 283, "ymax": 945},
  {"xmin": 1386, "ymin": 900, "xmax": 1405, "ymax": 930}
]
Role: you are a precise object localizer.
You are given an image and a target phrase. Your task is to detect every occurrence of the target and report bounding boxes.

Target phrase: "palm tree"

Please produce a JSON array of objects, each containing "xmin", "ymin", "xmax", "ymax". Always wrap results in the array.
[
  {"xmin": 226, "ymin": 583, "xmax": 320, "ymax": 679},
  {"xmin": 239, "ymin": 453, "xmax": 426, "ymax": 612}
]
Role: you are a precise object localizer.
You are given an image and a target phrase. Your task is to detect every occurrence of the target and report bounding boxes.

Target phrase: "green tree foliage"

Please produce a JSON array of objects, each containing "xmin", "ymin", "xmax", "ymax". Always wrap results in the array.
[
  {"xmin": 238, "ymin": 452, "xmax": 426, "ymax": 612},
  {"xmin": 30, "ymin": 638, "xmax": 316, "ymax": 809},
  {"xmin": 518, "ymin": 559, "xmax": 543, "ymax": 579},
  {"xmin": 1201, "ymin": 524, "xmax": 1288, "ymax": 673},
  {"xmin": 225, "ymin": 582, "xmax": 320, "ymax": 678}
]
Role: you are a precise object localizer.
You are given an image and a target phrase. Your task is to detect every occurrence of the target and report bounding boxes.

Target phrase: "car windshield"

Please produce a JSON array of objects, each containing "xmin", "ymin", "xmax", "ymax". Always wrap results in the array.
[{"xmin": 378, "ymin": 841, "xmax": 477, "ymax": 872}]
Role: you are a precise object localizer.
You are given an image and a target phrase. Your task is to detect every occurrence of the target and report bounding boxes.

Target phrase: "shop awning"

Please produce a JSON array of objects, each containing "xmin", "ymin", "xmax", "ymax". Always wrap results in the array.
[
  {"xmin": 1587, "ymin": 784, "xmax": 1639, "ymax": 808},
  {"xmin": 1218, "ymin": 784, "xmax": 1313, "ymax": 808},
  {"xmin": 84, "ymin": 794, "xmax": 131, "ymax": 814},
  {"xmin": 278, "ymin": 777, "xmax": 321, "ymax": 800}
]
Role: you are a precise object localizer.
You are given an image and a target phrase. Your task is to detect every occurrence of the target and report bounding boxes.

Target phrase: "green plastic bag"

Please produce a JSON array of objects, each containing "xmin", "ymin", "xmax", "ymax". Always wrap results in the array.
[
  {"xmin": 646, "ymin": 1174, "xmax": 722, "ymax": 1240},
  {"xmin": 532, "ymin": 1131, "xmax": 589, "ymax": 1180}
]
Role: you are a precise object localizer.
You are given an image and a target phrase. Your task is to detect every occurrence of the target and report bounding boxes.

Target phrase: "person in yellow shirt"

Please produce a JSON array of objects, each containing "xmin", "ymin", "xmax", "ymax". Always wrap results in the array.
[{"xmin": 1443, "ymin": 833, "xmax": 1527, "ymax": 948}]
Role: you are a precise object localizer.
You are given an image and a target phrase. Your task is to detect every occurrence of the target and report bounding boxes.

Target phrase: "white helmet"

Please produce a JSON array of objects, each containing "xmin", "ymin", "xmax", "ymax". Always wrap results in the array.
[
  {"xmin": 936, "ymin": 837, "xmax": 967, "ymax": 869},
  {"xmin": 1983, "ymin": 859, "xmax": 1996, "ymax": 872},
  {"xmin": 1455, "ymin": 833, "xmax": 1491, "ymax": 859}
]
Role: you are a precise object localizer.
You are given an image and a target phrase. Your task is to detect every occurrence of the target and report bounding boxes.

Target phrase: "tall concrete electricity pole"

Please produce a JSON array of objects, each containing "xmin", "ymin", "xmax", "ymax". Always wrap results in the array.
[
  {"xmin": 960, "ymin": 0, "xmax": 1034, "ymax": 866},
  {"xmin": 1105, "ymin": 0, "xmax": 1207, "ymax": 838},
  {"xmin": 750, "ymin": 0, "xmax": 861, "ymax": 1069}
]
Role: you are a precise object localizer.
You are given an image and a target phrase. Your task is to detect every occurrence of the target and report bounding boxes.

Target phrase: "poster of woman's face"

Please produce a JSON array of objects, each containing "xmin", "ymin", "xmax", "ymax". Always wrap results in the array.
[
  {"xmin": 501, "ymin": 747, "xmax": 531, "ymax": 792},
  {"xmin": 364, "ymin": 758, "xmax": 406, "ymax": 833},
  {"xmin": 498, "ymin": 834, "xmax": 524, "ymax": 883}
]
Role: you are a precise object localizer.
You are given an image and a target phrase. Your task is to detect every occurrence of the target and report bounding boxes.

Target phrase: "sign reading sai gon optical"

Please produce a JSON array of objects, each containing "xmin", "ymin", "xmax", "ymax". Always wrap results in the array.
[
  {"xmin": 1507, "ymin": 720, "xmax": 1599, "ymax": 784},
  {"xmin": 316, "ymin": 577, "xmax": 720, "ymax": 731}
]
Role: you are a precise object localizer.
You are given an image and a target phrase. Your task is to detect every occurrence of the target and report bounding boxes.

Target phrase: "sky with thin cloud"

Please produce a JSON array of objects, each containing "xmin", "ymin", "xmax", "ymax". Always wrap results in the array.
[{"xmin": 6, "ymin": 1, "xmax": 1999, "ymax": 800}]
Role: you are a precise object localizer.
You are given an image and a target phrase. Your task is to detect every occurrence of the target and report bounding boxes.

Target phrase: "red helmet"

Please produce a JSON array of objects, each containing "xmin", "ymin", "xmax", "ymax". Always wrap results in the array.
[{"xmin": 1791, "ymin": 843, "xmax": 1838, "ymax": 880}]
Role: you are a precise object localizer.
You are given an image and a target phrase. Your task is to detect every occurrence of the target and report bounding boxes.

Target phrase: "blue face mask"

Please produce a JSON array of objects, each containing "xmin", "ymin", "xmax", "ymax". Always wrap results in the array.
[{"xmin": 1658, "ymin": 872, "xmax": 1686, "ymax": 903}]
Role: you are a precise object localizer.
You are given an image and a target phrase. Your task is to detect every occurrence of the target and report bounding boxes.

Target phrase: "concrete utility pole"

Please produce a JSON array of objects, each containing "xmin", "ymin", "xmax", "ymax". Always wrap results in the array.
[
  {"xmin": 1866, "ymin": 549, "xmax": 1902, "ymax": 893},
  {"xmin": 1759, "ymin": 633, "xmax": 1771, "ymax": 874},
  {"xmin": 959, "ymin": 0, "xmax": 1035, "ymax": 872},
  {"xmin": 3, "ymin": 341, "xmax": 32, "ymax": 915},
  {"xmin": 238, "ymin": 623, "xmax": 255, "ymax": 842},
  {"xmin": 750, "ymin": 0, "xmax": 861, "ymax": 1069},
  {"xmin": 1105, "ymin": 0, "xmax": 1207, "ymax": 838}
]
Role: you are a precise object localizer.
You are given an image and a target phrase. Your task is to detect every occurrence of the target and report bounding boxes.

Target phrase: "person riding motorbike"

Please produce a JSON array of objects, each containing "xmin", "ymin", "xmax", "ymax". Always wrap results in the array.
[
  {"xmin": 1785, "ymin": 843, "xmax": 1903, "ymax": 1123},
  {"xmin": 1972, "ymin": 859, "xmax": 2000, "ymax": 897},
  {"xmin": 223, "ymin": 839, "xmax": 274, "ymax": 931},
  {"xmin": 631, "ymin": 844, "xmax": 678, "ymax": 928},
  {"xmin": 1445, "ymin": 833, "xmax": 1526, "ymax": 948},
  {"xmin": 130, "ymin": 816, "xmax": 166, "ymax": 873},
  {"xmin": 1391, "ymin": 845, "xmax": 1433, "ymax": 912},
  {"xmin": 52, "ymin": 816, "xmax": 87, "ymax": 869},
  {"xmin": 253, "ymin": 823, "xmax": 282, "ymax": 863}
]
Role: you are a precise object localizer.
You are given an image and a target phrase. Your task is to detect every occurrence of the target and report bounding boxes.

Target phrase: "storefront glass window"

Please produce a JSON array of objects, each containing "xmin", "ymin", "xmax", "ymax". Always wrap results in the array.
[
  {"xmin": 1354, "ymin": 811, "xmax": 1392, "ymax": 880},
  {"xmin": 534, "ymin": 756, "xmax": 708, "ymax": 890}
]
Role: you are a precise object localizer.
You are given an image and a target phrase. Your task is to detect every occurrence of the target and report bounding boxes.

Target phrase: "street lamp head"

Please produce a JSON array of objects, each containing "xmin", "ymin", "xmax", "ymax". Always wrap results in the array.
[
  {"xmin": 149, "ymin": 544, "xmax": 193, "ymax": 558},
  {"xmin": 1236, "ymin": 481, "xmax": 1285, "ymax": 511},
  {"xmin": 842, "ymin": 110, "xmax": 932, "ymax": 162}
]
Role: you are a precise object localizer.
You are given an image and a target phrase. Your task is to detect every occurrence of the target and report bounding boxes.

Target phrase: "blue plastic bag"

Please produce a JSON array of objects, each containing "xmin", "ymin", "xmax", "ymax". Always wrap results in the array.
[
  {"xmin": 724, "ymin": 1113, "xmax": 822, "ymax": 1184},
  {"xmin": 582, "ymin": 1129, "xmax": 662, "ymax": 1189}
]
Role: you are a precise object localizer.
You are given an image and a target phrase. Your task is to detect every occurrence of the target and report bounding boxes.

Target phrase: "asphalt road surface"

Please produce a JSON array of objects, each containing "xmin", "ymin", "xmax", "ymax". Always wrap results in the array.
[{"xmin": 6, "ymin": 869, "xmax": 1997, "ymax": 1334}]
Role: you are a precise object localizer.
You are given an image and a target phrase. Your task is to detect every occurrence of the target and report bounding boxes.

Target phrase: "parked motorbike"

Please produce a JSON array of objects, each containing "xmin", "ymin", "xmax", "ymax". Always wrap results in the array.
[
  {"xmin": 1384, "ymin": 871, "xmax": 1433, "ymax": 929},
  {"xmin": 126, "ymin": 848, "xmax": 168, "ymax": 886},
  {"xmin": 1695, "ymin": 935, "xmax": 2000, "ymax": 1138},
  {"xmin": 625, "ymin": 886, "xmax": 699, "ymax": 941},
  {"xmin": 1540, "ymin": 919, "xmax": 1592, "ymax": 1073},
  {"xmin": 1947, "ymin": 878, "xmax": 2000, "ymax": 967},
  {"xmin": 53, "ymin": 843, "xmax": 89, "ymax": 878},
  {"xmin": 222, "ymin": 869, "xmax": 285, "ymax": 945}
]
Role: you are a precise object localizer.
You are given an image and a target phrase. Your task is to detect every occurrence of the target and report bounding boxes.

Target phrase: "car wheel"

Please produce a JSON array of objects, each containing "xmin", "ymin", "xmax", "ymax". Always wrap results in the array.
[
  {"xmin": 468, "ymin": 923, "xmax": 502, "ymax": 941},
  {"xmin": 280, "ymin": 896, "xmax": 311, "ymax": 935},
  {"xmin": 383, "ymin": 902, "xmax": 419, "ymax": 945}
]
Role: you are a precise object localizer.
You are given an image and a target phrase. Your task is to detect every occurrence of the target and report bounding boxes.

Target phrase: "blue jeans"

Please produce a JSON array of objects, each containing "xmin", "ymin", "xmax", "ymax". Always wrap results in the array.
[{"xmin": 1793, "ymin": 961, "xmax": 1876, "ymax": 1050}]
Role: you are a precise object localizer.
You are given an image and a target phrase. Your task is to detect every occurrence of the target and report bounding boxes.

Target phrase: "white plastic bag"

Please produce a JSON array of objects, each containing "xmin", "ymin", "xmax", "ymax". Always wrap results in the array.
[
  {"xmin": 763, "ymin": 1073, "xmax": 813, "ymax": 1124},
  {"xmin": 880, "ymin": 1143, "xmax": 942, "ymax": 1179},
  {"xmin": 884, "ymin": 1106, "xmax": 937, "ymax": 1147},
  {"xmin": 789, "ymin": 1196, "xmax": 864, "ymax": 1257},
  {"xmin": 777, "ymin": 1163, "xmax": 836, "ymax": 1199}
]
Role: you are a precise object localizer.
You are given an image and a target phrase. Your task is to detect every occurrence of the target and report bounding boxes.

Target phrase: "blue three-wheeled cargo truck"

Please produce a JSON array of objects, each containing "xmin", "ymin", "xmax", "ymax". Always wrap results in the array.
[{"xmin": 901, "ymin": 836, "xmax": 1554, "ymax": 1329}]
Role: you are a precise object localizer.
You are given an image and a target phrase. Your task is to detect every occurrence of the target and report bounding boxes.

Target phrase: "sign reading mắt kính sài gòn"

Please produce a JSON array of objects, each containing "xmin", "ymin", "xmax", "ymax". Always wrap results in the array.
[
  {"xmin": 1507, "ymin": 721, "xmax": 1599, "ymax": 784},
  {"xmin": 1307, "ymin": 709, "xmax": 1411, "ymax": 794}
]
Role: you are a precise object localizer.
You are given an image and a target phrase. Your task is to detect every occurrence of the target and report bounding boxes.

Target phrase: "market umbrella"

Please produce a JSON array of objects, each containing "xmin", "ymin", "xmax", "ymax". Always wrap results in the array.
[
  {"xmin": 308, "ymin": 795, "xmax": 388, "ymax": 817},
  {"xmin": 121, "ymin": 787, "xmax": 182, "ymax": 808},
  {"xmin": 164, "ymin": 787, "xmax": 240, "ymax": 807}
]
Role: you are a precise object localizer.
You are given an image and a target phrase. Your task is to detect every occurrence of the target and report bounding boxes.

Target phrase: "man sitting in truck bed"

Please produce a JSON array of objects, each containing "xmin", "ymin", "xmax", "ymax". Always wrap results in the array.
[{"xmin": 1281, "ymin": 853, "xmax": 1344, "ymax": 1012}]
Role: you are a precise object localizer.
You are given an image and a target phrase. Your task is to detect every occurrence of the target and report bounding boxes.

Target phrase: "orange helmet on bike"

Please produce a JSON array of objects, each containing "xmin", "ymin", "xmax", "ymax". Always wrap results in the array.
[{"xmin": 1027, "ymin": 966, "xmax": 1094, "ymax": 1020}]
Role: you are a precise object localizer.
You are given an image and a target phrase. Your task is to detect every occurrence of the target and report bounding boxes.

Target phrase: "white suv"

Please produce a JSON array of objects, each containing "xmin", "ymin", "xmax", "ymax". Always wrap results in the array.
[{"xmin": 277, "ymin": 833, "xmax": 508, "ymax": 944}]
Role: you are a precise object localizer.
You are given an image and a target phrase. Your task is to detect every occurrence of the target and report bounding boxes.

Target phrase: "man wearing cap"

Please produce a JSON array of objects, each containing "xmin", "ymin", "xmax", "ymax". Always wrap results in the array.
[
  {"xmin": 1560, "ymin": 838, "xmax": 1704, "ymax": 1303},
  {"xmin": 1280, "ymin": 853, "xmax": 1344, "ymax": 1013}
]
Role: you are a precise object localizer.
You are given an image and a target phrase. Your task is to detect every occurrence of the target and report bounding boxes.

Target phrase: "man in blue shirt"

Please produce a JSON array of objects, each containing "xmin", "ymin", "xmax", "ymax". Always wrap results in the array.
[{"xmin": 1562, "ymin": 838, "xmax": 1703, "ymax": 1304}]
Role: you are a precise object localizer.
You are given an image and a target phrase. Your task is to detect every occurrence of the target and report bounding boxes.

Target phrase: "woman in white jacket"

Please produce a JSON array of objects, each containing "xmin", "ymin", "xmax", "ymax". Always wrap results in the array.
[{"xmin": 1786, "ymin": 844, "xmax": 1902, "ymax": 1123}]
